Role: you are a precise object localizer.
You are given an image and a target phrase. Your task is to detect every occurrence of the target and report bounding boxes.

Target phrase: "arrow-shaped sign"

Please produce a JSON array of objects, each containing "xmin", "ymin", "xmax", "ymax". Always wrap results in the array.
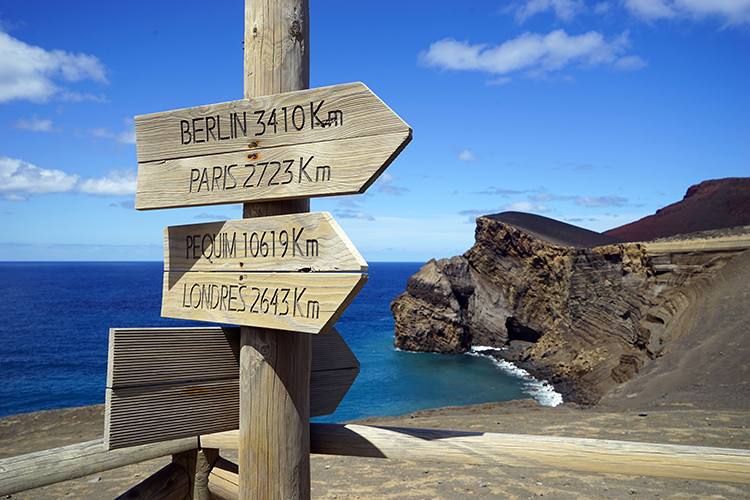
[
  {"xmin": 163, "ymin": 212, "xmax": 367, "ymax": 273},
  {"xmin": 134, "ymin": 82, "xmax": 411, "ymax": 210},
  {"xmin": 162, "ymin": 271, "xmax": 366, "ymax": 334},
  {"xmin": 104, "ymin": 327, "xmax": 359, "ymax": 450},
  {"xmin": 160, "ymin": 212, "xmax": 367, "ymax": 334}
]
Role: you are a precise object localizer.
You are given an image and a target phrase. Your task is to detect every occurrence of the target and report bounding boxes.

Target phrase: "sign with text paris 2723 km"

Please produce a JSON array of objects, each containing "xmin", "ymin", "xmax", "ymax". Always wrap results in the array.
[{"xmin": 134, "ymin": 82, "xmax": 412, "ymax": 210}]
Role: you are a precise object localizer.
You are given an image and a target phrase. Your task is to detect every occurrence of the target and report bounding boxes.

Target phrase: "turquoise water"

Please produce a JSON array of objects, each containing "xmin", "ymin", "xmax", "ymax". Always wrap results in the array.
[{"xmin": 0, "ymin": 262, "xmax": 556, "ymax": 421}]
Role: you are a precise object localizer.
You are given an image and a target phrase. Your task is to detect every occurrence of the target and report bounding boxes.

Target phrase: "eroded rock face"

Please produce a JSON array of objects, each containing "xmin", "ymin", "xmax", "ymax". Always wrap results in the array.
[{"xmin": 391, "ymin": 215, "xmax": 750, "ymax": 404}]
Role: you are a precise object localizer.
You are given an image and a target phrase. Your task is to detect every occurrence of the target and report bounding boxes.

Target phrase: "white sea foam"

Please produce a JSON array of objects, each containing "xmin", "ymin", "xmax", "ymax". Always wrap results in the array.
[{"xmin": 469, "ymin": 346, "xmax": 563, "ymax": 407}]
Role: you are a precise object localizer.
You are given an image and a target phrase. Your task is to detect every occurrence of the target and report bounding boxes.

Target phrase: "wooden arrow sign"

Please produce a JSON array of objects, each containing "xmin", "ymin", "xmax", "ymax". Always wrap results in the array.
[
  {"xmin": 164, "ymin": 212, "xmax": 367, "ymax": 273},
  {"xmin": 104, "ymin": 326, "xmax": 359, "ymax": 450},
  {"xmin": 162, "ymin": 271, "xmax": 366, "ymax": 334},
  {"xmin": 134, "ymin": 82, "xmax": 411, "ymax": 210},
  {"xmin": 161, "ymin": 212, "xmax": 367, "ymax": 333}
]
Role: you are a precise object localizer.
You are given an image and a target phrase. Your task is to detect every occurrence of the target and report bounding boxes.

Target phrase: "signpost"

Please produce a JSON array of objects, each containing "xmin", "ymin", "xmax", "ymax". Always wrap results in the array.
[
  {"xmin": 134, "ymin": 82, "xmax": 411, "ymax": 210},
  {"xmin": 113, "ymin": 1, "xmax": 411, "ymax": 498}
]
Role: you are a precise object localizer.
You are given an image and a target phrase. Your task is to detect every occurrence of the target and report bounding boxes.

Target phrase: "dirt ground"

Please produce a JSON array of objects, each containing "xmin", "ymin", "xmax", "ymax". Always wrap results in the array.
[{"xmin": 2, "ymin": 395, "xmax": 750, "ymax": 500}]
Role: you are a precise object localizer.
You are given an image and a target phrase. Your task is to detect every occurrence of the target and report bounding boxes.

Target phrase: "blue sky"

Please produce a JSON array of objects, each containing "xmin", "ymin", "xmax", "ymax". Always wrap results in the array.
[{"xmin": 1, "ymin": 0, "xmax": 748, "ymax": 262}]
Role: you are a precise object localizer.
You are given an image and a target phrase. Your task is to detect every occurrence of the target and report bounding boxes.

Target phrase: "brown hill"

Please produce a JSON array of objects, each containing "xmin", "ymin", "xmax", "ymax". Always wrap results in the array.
[
  {"xmin": 486, "ymin": 212, "xmax": 623, "ymax": 248},
  {"xmin": 604, "ymin": 178, "xmax": 750, "ymax": 241}
]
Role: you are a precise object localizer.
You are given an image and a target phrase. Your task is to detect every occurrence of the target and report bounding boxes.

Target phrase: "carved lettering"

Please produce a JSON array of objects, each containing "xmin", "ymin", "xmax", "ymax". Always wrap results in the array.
[{"xmin": 177, "ymin": 100, "xmax": 342, "ymax": 145}]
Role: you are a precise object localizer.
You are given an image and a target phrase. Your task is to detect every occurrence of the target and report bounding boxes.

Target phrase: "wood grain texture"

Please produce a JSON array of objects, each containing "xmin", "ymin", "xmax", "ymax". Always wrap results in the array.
[
  {"xmin": 244, "ymin": 0, "xmax": 308, "ymax": 100},
  {"xmin": 113, "ymin": 462, "xmax": 191, "ymax": 500},
  {"xmin": 162, "ymin": 271, "xmax": 367, "ymax": 333},
  {"xmin": 207, "ymin": 456, "xmax": 239, "ymax": 500},
  {"xmin": 106, "ymin": 327, "xmax": 240, "ymax": 389},
  {"xmin": 239, "ymin": 2, "xmax": 312, "ymax": 498},
  {"xmin": 202, "ymin": 424, "xmax": 750, "ymax": 486},
  {"xmin": 243, "ymin": 197, "xmax": 309, "ymax": 218},
  {"xmin": 163, "ymin": 212, "xmax": 367, "ymax": 273},
  {"xmin": 104, "ymin": 327, "xmax": 358, "ymax": 450},
  {"xmin": 0, "ymin": 437, "xmax": 199, "ymax": 496},
  {"xmin": 134, "ymin": 83, "xmax": 409, "ymax": 164},
  {"xmin": 239, "ymin": 326, "xmax": 311, "ymax": 499},
  {"xmin": 106, "ymin": 380, "xmax": 240, "ymax": 450},
  {"xmin": 135, "ymin": 130, "xmax": 410, "ymax": 210}
]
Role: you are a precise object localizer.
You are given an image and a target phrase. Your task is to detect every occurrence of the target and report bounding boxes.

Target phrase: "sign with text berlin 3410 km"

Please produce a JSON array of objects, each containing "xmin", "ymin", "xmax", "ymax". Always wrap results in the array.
[{"xmin": 134, "ymin": 82, "xmax": 412, "ymax": 210}]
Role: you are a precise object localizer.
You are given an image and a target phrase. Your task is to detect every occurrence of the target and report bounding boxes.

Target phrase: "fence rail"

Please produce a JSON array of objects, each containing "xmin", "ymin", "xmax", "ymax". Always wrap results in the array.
[{"xmin": 2, "ymin": 423, "xmax": 750, "ymax": 497}]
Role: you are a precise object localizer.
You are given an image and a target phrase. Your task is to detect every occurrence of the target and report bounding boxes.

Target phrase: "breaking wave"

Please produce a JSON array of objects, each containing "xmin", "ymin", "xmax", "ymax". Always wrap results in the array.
[{"xmin": 469, "ymin": 346, "xmax": 563, "ymax": 407}]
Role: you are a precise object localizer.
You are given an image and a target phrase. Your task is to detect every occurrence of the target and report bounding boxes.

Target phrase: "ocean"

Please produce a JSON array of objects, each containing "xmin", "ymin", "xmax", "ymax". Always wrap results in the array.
[{"xmin": 0, "ymin": 262, "xmax": 560, "ymax": 422}]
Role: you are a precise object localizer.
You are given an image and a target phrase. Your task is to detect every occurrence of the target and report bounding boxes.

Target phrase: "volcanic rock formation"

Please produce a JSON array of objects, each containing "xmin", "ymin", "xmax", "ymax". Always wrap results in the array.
[{"xmin": 391, "ymin": 181, "xmax": 750, "ymax": 404}]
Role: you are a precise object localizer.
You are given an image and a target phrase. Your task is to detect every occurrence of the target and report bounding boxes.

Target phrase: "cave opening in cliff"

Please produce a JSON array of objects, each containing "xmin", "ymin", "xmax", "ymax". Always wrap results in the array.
[{"xmin": 505, "ymin": 317, "xmax": 543, "ymax": 343}]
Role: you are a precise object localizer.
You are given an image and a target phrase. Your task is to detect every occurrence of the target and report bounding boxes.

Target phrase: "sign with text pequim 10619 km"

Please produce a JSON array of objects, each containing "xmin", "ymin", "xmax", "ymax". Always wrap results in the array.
[
  {"xmin": 161, "ymin": 212, "xmax": 368, "ymax": 334},
  {"xmin": 134, "ymin": 82, "xmax": 412, "ymax": 210}
]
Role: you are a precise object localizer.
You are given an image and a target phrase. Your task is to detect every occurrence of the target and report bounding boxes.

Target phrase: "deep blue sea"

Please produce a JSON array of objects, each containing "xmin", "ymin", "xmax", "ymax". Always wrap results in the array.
[{"xmin": 0, "ymin": 262, "xmax": 560, "ymax": 422}]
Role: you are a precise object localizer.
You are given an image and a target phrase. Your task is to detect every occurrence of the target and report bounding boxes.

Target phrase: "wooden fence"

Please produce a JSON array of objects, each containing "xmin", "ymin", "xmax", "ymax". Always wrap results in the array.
[{"xmin": 2, "ymin": 422, "xmax": 750, "ymax": 499}]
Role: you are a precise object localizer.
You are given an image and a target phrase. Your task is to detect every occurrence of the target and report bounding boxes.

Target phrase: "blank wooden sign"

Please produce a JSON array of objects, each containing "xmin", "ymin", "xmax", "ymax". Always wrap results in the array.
[{"xmin": 104, "ymin": 326, "xmax": 359, "ymax": 450}]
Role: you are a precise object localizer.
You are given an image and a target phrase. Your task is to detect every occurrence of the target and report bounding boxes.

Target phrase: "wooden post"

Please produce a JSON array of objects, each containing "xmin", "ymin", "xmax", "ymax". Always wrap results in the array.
[{"xmin": 240, "ymin": 1, "xmax": 311, "ymax": 499}]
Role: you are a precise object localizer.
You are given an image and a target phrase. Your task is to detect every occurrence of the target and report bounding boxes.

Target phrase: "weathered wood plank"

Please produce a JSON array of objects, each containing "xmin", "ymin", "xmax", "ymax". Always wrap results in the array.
[
  {"xmin": 200, "ymin": 424, "xmax": 750, "ymax": 485},
  {"xmin": 134, "ymin": 82, "xmax": 410, "ymax": 164},
  {"xmin": 161, "ymin": 271, "xmax": 367, "ymax": 334},
  {"xmin": 136, "ymin": 132, "xmax": 409, "ymax": 209},
  {"xmin": 310, "ymin": 368, "xmax": 359, "ymax": 417},
  {"xmin": 107, "ymin": 327, "xmax": 240, "ymax": 388},
  {"xmin": 0, "ymin": 437, "xmax": 198, "ymax": 496},
  {"xmin": 207, "ymin": 456, "xmax": 239, "ymax": 500},
  {"xmin": 163, "ymin": 212, "xmax": 366, "ymax": 273},
  {"xmin": 105, "ymin": 380, "xmax": 240, "ymax": 450},
  {"xmin": 105, "ymin": 327, "xmax": 359, "ymax": 450},
  {"xmin": 107, "ymin": 328, "xmax": 358, "ymax": 388},
  {"xmin": 113, "ymin": 462, "xmax": 190, "ymax": 500}
]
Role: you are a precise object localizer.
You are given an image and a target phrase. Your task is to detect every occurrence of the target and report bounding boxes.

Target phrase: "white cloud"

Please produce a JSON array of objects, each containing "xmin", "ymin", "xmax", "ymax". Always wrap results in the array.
[
  {"xmin": 625, "ymin": 0, "xmax": 677, "ymax": 19},
  {"xmin": 487, "ymin": 76, "xmax": 513, "ymax": 85},
  {"xmin": 377, "ymin": 172, "xmax": 397, "ymax": 184},
  {"xmin": 0, "ymin": 156, "xmax": 79, "ymax": 199},
  {"xmin": 0, "ymin": 29, "xmax": 108, "ymax": 103},
  {"xmin": 0, "ymin": 156, "xmax": 137, "ymax": 200},
  {"xmin": 502, "ymin": 201, "xmax": 550, "ymax": 212},
  {"xmin": 574, "ymin": 195, "xmax": 628, "ymax": 207},
  {"xmin": 336, "ymin": 210, "xmax": 375, "ymax": 221},
  {"xmin": 78, "ymin": 168, "xmax": 137, "ymax": 196},
  {"xmin": 376, "ymin": 171, "xmax": 409, "ymax": 195},
  {"xmin": 195, "ymin": 212, "xmax": 231, "ymax": 220},
  {"xmin": 458, "ymin": 149, "xmax": 480, "ymax": 162},
  {"xmin": 420, "ymin": 30, "xmax": 641, "ymax": 79},
  {"xmin": 614, "ymin": 54, "xmax": 648, "ymax": 71},
  {"xmin": 513, "ymin": 0, "xmax": 585, "ymax": 22},
  {"xmin": 624, "ymin": 0, "xmax": 750, "ymax": 25},
  {"xmin": 594, "ymin": 2, "xmax": 613, "ymax": 15},
  {"xmin": 531, "ymin": 192, "xmax": 571, "ymax": 202},
  {"xmin": 379, "ymin": 185, "xmax": 410, "ymax": 196},
  {"xmin": 88, "ymin": 119, "xmax": 137, "ymax": 145},
  {"xmin": 14, "ymin": 115, "xmax": 57, "ymax": 132},
  {"xmin": 477, "ymin": 186, "xmax": 528, "ymax": 196}
]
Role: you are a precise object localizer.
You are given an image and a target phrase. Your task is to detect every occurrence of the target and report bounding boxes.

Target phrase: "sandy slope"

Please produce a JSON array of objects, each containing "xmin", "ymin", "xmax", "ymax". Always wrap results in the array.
[{"xmin": 3, "ymin": 397, "xmax": 750, "ymax": 500}]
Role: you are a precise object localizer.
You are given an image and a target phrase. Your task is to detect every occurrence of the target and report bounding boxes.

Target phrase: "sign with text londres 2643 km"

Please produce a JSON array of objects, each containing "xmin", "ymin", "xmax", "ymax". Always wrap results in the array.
[
  {"xmin": 161, "ymin": 212, "xmax": 368, "ymax": 334},
  {"xmin": 134, "ymin": 82, "xmax": 412, "ymax": 210}
]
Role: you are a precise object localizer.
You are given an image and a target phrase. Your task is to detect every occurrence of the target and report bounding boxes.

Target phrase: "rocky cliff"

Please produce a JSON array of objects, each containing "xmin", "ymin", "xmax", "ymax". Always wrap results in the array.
[{"xmin": 391, "ymin": 212, "xmax": 750, "ymax": 404}]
